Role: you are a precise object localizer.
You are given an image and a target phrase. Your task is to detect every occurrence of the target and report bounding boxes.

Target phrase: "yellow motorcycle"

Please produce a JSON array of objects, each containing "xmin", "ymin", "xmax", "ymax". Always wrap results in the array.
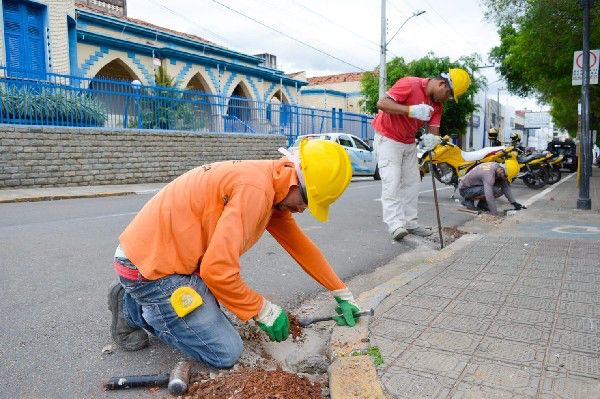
[{"xmin": 419, "ymin": 137, "xmax": 513, "ymax": 188}]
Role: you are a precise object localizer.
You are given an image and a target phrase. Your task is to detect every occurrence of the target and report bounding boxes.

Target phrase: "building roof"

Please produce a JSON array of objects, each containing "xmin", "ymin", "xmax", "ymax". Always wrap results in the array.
[
  {"xmin": 307, "ymin": 72, "xmax": 363, "ymax": 85},
  {"xmin": 75, "ymin": 2, "xmax": 213, "ymax": 45}
]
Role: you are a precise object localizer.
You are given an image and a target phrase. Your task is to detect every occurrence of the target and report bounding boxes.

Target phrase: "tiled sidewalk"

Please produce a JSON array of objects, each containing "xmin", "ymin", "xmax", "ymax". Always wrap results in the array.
[{"xmin": 372, "ymin": 236, "xmax": 600, "ymax": 398}]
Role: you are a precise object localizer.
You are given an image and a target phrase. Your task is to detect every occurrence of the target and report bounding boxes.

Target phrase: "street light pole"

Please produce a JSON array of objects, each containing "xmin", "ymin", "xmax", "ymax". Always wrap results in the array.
[
  {"xmin": 577, "ymin": 0, "xmax": 592, "ymax": 210},
  {"xmin": 378, "ymin": 6, "xmax": 426, "ymax": 100},
  {"xmin": 379, "ymin": 0, "xmax": 386, "ymax": 100}
]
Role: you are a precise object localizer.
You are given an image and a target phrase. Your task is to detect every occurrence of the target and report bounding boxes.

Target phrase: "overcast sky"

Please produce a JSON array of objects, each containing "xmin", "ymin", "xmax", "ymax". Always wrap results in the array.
[{"xmin": 127, "ymin": 0, "xmax": 548, "ymax": 111}]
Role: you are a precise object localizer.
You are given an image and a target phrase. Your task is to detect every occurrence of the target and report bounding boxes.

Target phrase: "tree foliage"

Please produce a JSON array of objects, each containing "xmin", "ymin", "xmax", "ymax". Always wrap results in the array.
[
  {"xmin": 360, "ymin": 53, "xmax": 486, "ymax": 137},
  {"xmin": 482, "ymin": 0, "xmax": 600, "ymax": 136}
]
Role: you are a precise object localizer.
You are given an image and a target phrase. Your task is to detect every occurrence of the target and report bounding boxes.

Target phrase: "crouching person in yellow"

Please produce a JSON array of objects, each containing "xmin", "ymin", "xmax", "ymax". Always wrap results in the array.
[{"xmin": 107, "ymin": 139, "xmax": 361, "ymax": 368}]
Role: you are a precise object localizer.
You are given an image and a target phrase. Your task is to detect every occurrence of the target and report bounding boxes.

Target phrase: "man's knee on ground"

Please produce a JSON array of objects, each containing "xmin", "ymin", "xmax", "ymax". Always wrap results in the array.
[{"xmin": 193, "ymin": 332, "xmax": 244, "ymax": 369}]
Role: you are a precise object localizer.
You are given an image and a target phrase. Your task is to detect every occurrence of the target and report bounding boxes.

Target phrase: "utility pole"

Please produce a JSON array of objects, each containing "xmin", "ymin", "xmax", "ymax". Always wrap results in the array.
[
  {"xmin": 378, "ymin": 0, "xmax": 386, "ymax": 100},
  {"xmin": 577, "ymin": 0, "xmax": 592, "ymax": 210}
]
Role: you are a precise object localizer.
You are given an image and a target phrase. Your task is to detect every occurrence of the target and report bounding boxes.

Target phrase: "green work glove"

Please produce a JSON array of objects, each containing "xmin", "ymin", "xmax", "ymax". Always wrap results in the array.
[
  {"xmin": 255, "ymin": 299, "xmax": 289, "ymax": 342},
  {"xmin": 331, "ymin": 288, "xmax": 361, "ymax": 327}
]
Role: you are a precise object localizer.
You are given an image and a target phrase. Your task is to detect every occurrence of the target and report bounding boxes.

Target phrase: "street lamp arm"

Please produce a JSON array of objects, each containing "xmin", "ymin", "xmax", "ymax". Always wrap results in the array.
[{"xmin": 386, "ymin": 10, "xmax": 426, "ymax": 46}]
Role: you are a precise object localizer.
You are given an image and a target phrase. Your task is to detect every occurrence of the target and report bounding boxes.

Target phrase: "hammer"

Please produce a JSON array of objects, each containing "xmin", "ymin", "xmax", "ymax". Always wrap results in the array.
[
  {"xmin": 103, "ymin": 360, "xmax": 192, "ymax": 395},
  {"xmin": 299, "ymin": 309, "xmax": 374, "ymax": 327}
]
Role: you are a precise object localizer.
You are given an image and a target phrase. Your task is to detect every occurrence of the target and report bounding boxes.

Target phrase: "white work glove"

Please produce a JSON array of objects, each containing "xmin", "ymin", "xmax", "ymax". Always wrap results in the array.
[
  {"xmin": 422, "ymin": 133, "xmax": 442, "ymax": 151},
  {"xmin": 255, "ymin": 299, "xmax": 289, "ymax": 342},
  {"xmin": 408, "ymin": 104, "xmax": 434, "ymax": 121},
  {"xmin": 331, "ymin": 288, "xmax": 361, "ymax": 327}
]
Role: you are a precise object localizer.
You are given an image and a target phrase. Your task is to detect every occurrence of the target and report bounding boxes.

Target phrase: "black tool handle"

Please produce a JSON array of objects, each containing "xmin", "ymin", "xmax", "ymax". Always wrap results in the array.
[
  {"xmin": 103, "ymin": 373, "xmax": 170, "ymax": 390},
  {"xmin": 300, "ymin": 309, "xmax": 374, "ymax": 326}
]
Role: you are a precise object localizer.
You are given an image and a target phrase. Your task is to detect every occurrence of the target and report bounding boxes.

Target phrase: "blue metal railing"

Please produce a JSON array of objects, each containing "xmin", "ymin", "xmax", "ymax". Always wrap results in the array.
[{"xmin": 0, "ymin": 66, "xmax": 375, "ymax": 143}]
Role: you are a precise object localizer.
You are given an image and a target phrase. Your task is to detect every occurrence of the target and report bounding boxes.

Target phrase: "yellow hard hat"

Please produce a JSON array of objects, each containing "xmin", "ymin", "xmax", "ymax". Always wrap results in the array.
[
  {"xmin": 510, "ymin": 132, "xmax": 521, "ymax": 142},
  {"xmin": 488, "ymin": 128, "xmax": 499, "ymax": 140},
  {"xmin": 503, "ymin": 159, "xmax": 520, "ymax": 182},
  {"xmin": 298, "ymin": 138, "xmax": 352, "ymax": 222},
  {"xmin": 447, "ymin": 68, "xmax": 471, "ymax": 102}
]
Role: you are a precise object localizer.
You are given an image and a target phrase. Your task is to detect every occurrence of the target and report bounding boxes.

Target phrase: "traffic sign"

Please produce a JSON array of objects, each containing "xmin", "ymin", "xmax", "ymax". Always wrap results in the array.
[{"xmin": 572, "ymin": 49, "xmax": 599, "ymax": 85}]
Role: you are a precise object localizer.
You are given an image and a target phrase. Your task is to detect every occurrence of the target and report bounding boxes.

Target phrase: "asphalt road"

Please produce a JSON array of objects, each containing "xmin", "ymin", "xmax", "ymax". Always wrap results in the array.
[{"xmin": 0, "ymin": 177, "xmax": 534, "ymax": 398}]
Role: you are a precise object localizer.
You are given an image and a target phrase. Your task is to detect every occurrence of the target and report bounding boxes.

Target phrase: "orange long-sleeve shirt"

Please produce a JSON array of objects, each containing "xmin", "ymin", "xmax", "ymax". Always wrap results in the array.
[{"xmin": 119, "ymin": 157, "xmax": 346, "ymax": 320}]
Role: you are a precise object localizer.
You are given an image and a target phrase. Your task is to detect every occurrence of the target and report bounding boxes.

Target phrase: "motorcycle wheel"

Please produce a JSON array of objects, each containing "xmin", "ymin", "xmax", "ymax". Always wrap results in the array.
[
  {"xmin": 547, "ymin": 166, "xmax": 561, "ymax": 184},
  {"xmin": 522, "ymin": 167, "xmax": 549, "ymax": 189},
  {"xmin": 432, "ymin": 163, "xmax": 458, "ymax": 187}
]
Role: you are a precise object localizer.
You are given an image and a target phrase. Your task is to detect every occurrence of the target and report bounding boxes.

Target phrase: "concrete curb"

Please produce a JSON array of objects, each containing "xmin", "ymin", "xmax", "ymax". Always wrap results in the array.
[
  {"xmin": 326, "ymin": 233, "xmax": 481, "ymax": 399},
  {"xmin": 0, "ymin": 191, "xmax": 135, "ymax": 203}
]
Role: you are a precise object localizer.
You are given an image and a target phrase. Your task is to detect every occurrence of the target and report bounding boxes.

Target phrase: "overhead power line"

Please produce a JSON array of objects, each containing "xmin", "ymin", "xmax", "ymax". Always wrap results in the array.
[{"xmin": 207, "ymin": 0, "xmax": 368, "ymax": 71}]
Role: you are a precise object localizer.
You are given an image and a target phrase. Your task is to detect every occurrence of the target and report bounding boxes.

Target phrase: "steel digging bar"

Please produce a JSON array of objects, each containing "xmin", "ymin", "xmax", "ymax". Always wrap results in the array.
[{"xmin": 429, "ymin": 152, "xmax": 444, "ymax": 248}]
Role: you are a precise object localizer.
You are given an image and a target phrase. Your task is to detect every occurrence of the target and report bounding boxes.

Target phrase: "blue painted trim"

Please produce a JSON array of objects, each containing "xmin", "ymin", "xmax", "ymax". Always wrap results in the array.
[
  {"xmin": 174, "ymin": 62, "xmax": 193, "ymax": 87},
  {"xmin": 222, "ymin": 72, "xmax": 239, "ymax": 96},
  {"xmin": 246, "ymin": 75, "xmax": 262, "ymax": 101},
  {"xmin": 76, "ymin": 9, "xmax": 266, "ymax": 66},
  {"xmin": 170, "ymin": 58, "xmax": 177, "ymax": 65},
  {"xmin": 68, "ymin": 16, "xmax": 78, "ymax": 75},
  {"xmin": 127, "ymin": 52, "xmax": 154, "ymax": 84},
  {"xmin": 263, "ymin": 81, "xmax": 278, "ymax": 100},
  {"xmin": 76, "ymin": 30, "xmax": 307, "ymax": 88},
  {"xmin": 283, "ymin": 85, "xmax": 295, "ymax": 104},
  {"xmin": 204, "ymin": 66, "xmax": 221, "ymax": 95},
  {"xmin": 79, "ymin": 46, "xmax": 109, "ymax": 75},
  {"xmin": 300, "ymin": 88, "xmax": 347, "ymax": 98}
]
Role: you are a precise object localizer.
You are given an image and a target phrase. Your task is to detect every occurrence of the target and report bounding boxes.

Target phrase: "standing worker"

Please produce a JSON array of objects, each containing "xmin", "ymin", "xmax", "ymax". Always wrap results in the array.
[
  {"xmin": 372, "ymin": 68, "xmax": 471, "ymax": 241},
  {"xmin": 108, "ymin": 139, "xmax": 361, "ymax": 369},
  {"xmin": 458, "ymin": 160, "xmax": 526, "ymax": 214}
]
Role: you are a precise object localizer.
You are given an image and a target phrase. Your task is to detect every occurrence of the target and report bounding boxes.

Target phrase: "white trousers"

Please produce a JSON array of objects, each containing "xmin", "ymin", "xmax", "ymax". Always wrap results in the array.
[{"xmin": 373, "ymin": 133, "xmax": 420, "ymax": 234}]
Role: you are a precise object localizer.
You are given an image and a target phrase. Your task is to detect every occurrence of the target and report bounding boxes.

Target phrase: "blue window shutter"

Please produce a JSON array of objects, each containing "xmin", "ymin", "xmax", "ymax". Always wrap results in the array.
[
  {"xmin": 25, "ymin": 3, "xmax": 46, "ymax": 77},
  {"xmin": 3, "ymin": 1, "xmax": 22, "ymax": 73}
]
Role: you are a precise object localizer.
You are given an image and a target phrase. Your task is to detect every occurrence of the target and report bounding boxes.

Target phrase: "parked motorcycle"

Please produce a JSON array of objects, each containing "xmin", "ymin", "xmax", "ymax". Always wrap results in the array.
[
  {"xmin": 419, "ymin": 137, "xmax": 512, "ymax": 188},
  {"xmin": 509, "ymin": 134, "xmax": 555, "ymax": 187}
]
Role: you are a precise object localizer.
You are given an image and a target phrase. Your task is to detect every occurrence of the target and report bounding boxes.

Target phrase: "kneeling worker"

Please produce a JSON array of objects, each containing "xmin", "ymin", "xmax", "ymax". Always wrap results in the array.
[
  {"xmin": 458, "ymin": 160, "xmax": 525, "ymax": 215},
  {"xmin": 108, "ymin": 139, "xmax": 361, "ymax": 369}
]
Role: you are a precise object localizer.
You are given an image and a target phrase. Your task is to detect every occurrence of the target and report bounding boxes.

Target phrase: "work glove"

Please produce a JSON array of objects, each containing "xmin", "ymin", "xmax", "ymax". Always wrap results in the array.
[
  {"xmin": 255, "ymin": 299, "xmax": 289, "ymax": 342},
  {"xmin": 421, "ymin": 133, "xmax": 442, "ymax": 151},
  {"xmin": 408, "ymin": 104, "xmax": 434, "ymax": 121},
  {"xmin": 511, "ymin": 202, "xmax": 527, "ymax": 210},
  {"xmin": 331, "ymin": 288, "xmax": 361, "ymax": 327}
]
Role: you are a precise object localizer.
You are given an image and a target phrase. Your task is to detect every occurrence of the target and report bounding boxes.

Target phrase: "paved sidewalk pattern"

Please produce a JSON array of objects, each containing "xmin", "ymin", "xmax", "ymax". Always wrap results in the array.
[{"xmin": 372, "ymin": 237, "xmax": 600, "ymax": 398}]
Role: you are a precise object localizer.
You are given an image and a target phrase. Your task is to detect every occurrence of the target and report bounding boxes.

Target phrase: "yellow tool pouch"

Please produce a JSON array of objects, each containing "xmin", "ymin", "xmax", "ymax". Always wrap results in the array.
[{"xmin": 170, "ymin": 286, "xmax": 203, "ymax": 317}]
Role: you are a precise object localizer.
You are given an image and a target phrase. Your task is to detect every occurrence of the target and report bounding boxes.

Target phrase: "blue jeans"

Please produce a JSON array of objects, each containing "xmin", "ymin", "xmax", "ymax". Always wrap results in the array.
[{"xmin": 119, "ymin": 273, "xmax": 243, "ymax": 368}]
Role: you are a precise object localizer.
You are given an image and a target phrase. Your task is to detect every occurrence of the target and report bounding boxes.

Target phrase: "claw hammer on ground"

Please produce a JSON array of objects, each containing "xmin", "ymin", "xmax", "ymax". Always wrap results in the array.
[{"xmin": 298, "ymin": 309, "xmax": 374, "ymax": 327}]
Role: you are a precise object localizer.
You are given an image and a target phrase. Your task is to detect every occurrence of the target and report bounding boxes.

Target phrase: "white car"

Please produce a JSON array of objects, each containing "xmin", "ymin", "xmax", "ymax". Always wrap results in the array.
[{"xmin": 290, "ymin": 133, "xmax": 380, "ymax": 180}]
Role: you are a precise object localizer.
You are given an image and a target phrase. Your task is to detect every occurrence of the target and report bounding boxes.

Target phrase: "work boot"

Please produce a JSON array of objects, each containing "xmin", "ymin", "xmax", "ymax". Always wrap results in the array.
[
  {"xmin": 108, "ymin": 283, "xmax": 149, "ymax": 351},
  {"xmin": 392, "ymin": 227, "xmax": 408, "ymax": 241},
  {"xmin": 407, "ymin": 226, "xmax": 433, "ymax": 237},
  {"xmin": 477, "ymin": 200, "xmax": 490, "ymax": 212},
  {"xmin": 461, "ymin": 199, "xmax": 478, "ymax": 211}
]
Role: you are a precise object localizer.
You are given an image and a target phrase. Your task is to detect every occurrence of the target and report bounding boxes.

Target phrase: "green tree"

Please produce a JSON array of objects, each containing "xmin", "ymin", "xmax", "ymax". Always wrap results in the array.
[
  {"xmin": 360, "ymin": 53, "xmax": 485, "ymax": 138},
  {"xmin": 483, "ymin": 0, "xmax": 600, "ymax": 137}
]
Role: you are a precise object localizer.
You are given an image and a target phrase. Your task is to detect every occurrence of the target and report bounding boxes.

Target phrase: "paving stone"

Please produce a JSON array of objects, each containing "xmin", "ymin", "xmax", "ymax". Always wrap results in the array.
[
  {"xmin": 564, "ymin": 271, "xmax": 600, "ymax": 283},
  {"xmin": 444, "ymin": 300, "xmax": 498, "ymax": 318},
  {"xmin": 474, "ymin": 337, "xmax": 545, "ymax": 369},
  {"xmin": 380, "ymin": 366, "xmax": 453, "ymax": 399},
  {"xmin": 525, "ymin": 263, "xmax": 564, "ymax": 272},
  {"xmin": 370, "ymin": 318, "xmax": 425, "ymax": 343},
  {"xmin": 483, "ymin": 264, "xmax": 522, "ymax": 276},
  {"xmin": 504, "ymin": 295, "xmax": 557, "ymax": 311},
  {"xmin": 487, "ymin": 320, "xmax": 551, "ymax": 345},
  {"xmin": 431, "ymin": 313, "xmax": 493, "ymax": 335},
  {"xmin": 551, "ymin": 329, "xmax": 600, "ymax": 355},
  {"xmin": 450, "ymin": 382, "xmax": 533, "ymax": 398},
  {"xmin": 392, "ymin": 346, "xmax": 469, "ymax": 380},
  {"xmin": 449, "ymin": 263, "xmax": 486, "ymax": 273},
  {"xmin": 370, "ymin": 335, "xmax": 409, "ymax": 364},
  {"xmin": 457, "ymin": 289, "xmax": 508, "ymax": 305},
  {"xmin": 398, "ymin": 294, "xmax": 453, "ymax": 311},
  {"xmin": 560, "ymin": 291, "xmax": 600, "ymax": 304},
  {"xmin": 460, "ymin": 359, "xmax": 540, "ymax": 397},
  {"xmin": 416, "ymin": 285, "xmax": 462, "ymax": 299},
  {"xmin": 562, "ymin": 280, "xmax": 600, "ymax": 293},
  {"xmin": 510, "ymin": 285, "xmax": 560, "ymax": 298},
  {"xmin": 547, "ymin": 351, "xmax": 600, "ymax": 378},
  {"xmin": 385, "ymin": 305, "xmax": 439, "ymax": 326},
  {"xmin": 516, "ymin": 277, "xmax": 562, "ymax": 289},
  {"xmin": 565, "ymin": 265, "xmax": 600, "ymax": 275},
  {"xmin": 554, "ymin": 315, "xmax": 600, "ymax": 334},
  {"xmin": 478, "ymin": 272, "xmax": 519, "ymax": 284},
  {"xmin": 540, "ymin": 371, "xmax": 600, "ymax": 399},
  {"xmin": 437, "ymin": 269, "xmax": 479, "ymax": 280},
  {"xmin": 522, "ymin": 269, "xmax": 563, "ymax": 279},
  {"xmin": 414, "ymin": 328, "xmax": 482, "ymax": 355},
  {"xmin": 496, "ymin": 306, "xmax": 554, "ymax": 328},
  {"xmin": 558, "ymin": 301, "xmax": 600, "ymax": 318},
  {"xmin": 428, "ymin": 277, "xmax": 472, "ymax": 289},
  {"xmin": 467, "ymin": 280, "xmax": 512, "ymax": 293}
]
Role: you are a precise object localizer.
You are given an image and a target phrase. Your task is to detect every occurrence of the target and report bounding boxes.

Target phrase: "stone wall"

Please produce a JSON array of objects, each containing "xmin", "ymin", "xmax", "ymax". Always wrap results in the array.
[{"xmin": 0, "ymin": 125, "xmax": 287, "ymax": 188}]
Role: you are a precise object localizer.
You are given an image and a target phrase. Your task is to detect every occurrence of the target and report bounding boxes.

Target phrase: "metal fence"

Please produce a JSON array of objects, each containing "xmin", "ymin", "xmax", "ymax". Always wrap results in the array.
[{"xmin": 0, "ymin": 66, "xmax": 375, "ymax": 145}]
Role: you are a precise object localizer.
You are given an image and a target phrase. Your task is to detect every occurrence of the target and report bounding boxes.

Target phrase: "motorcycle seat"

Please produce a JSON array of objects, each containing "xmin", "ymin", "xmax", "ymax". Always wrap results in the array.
[
  {"xmin": 461, "ymin": 146, "xmax": 506, "ymax": 162},
  {"xmin": 518, "ymin": 154, "xmax": 540, "ymax": 163}
]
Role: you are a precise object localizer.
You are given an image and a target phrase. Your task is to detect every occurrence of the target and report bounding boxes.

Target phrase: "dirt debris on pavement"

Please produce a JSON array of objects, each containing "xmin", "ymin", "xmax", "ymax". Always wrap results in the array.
[
  {"xmin": 287, "ymin": 313, "xmax": 305, "ymax": 342},
  {"xmin": 183, "ymin": 367, "xmax": 326, "ymax": 399}
]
